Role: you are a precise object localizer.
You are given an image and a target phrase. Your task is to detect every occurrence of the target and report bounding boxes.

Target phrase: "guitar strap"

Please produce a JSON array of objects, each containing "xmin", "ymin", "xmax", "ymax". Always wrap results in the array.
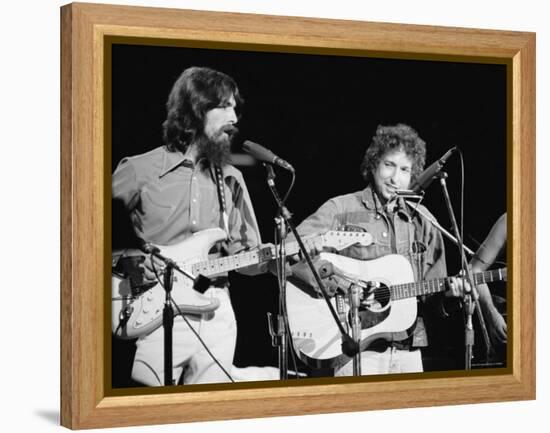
[
  {"xmin": 401, "ymin": 201, "xmax": 425, "ymax": 283},
  {"xmin": 410, "ymin": 217, "xmax": 422, "ymax": 282},
  {"xmin": 214, "ymin": 165, "xmax": 231, "ymax": 240}
]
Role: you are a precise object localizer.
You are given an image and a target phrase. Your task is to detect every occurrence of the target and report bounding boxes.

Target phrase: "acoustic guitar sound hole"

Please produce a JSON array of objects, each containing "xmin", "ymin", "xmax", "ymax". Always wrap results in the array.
[{"xmin": 361, "ymin": 281, "xmax": 391, "ymax": 312}]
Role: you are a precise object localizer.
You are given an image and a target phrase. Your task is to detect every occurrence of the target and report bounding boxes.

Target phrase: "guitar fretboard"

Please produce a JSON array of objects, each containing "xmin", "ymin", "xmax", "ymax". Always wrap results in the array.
[
  {"xmin": 190, "ymin": 232, "xmax": 371, "ymax": 276},
  {"xmin": 191, "ymin": 248, "xmax": 272, "ymax": 276},
  {"xmin": 391, "ymin": 268, "xmax": 507, "ymax": 300}
]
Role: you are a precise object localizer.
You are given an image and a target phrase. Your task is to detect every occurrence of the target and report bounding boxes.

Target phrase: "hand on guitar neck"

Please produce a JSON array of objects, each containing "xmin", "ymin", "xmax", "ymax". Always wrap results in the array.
[
  {"xmin": 445, "ymin": 275, "xmax": 473, "ymax": 298},
  {"xmin": 445, "ymin": 269, "xmax": 488, "ymax": 299}
]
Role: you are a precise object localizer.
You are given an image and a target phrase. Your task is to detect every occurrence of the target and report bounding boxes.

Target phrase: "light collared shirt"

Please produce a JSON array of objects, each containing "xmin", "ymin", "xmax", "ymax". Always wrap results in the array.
[{"xmin": 112, "ymin": 145, "xmax": 261, "ymax": 256}]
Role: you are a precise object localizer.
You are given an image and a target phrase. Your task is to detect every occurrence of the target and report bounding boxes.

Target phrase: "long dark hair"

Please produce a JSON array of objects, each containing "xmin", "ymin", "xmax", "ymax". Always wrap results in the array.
[
  {"xmin": 162, "ymin": 66, "xmax": 243, "ymax": 152},
  {"xmin": 360, "ymin": 123, "xmax": 427, "ymax": 183}
]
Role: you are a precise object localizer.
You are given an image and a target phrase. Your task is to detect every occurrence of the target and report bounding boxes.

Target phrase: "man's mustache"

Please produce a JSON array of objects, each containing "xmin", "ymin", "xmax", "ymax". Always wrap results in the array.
[{"xmin": 220, "ymin": 124, "xmax": 239, "ymax": 137}]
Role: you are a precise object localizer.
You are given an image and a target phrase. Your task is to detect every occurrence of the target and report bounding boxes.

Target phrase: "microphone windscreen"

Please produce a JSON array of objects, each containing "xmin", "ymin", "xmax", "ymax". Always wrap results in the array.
[{"xmin": 193, "ymin": 274, "xmax": 211, "ymax": 294}]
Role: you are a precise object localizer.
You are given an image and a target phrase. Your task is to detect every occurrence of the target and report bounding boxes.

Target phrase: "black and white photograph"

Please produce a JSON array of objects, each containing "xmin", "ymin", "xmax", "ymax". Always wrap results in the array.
[
  {"xmin": 3, "ymin": 0, "xmax": 546, "ymax": 432},
  {"xmin": 110, "ymin": 41, "xmax": 508, "ymax": 389}
]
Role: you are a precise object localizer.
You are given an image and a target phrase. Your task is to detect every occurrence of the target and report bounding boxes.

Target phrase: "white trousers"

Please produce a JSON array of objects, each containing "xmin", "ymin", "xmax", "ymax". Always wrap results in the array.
[
  {"xmin": 131, "ymin": 287, "xmax": 237, "ymax": 386},
  {"xmin": 335, "ymin": 347, "xmax": 423, "ymax": 376}
]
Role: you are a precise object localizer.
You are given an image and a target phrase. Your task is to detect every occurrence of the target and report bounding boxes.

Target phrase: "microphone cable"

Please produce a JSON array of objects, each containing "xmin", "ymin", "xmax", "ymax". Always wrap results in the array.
[
  {"xmin": 457, "ymin": 148, "xmax": 467, "ymax": 306},
  {"xmin": 281, "ymin": 169, "xmax": 296, "ymax": 205},
  {"xmin": 456, "ymin": 148, "xmax": 493, "ymax": 361}
]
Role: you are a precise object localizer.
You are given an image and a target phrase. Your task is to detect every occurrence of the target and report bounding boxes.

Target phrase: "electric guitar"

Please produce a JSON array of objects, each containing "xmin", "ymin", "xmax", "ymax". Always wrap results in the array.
[
  {"xmin": 286, "ymin": 253, "xmax": 507, "ymax": 369},
  {"xmin": 112, "ymin": 228, "xmax": 373, "ymax": 339}
]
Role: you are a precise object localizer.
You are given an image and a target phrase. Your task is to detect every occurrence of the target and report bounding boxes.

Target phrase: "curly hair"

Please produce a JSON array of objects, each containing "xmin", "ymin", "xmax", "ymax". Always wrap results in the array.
[
  {"xmin": 360, "ymin": 124, "xmax": 427, "ymax": 183},
  {"xmin": 162, "ymin": 66, "xmax": 243, "ymax": 152}
]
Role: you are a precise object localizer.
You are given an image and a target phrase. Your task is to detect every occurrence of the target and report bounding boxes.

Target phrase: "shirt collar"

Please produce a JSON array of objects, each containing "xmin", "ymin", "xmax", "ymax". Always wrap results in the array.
[
  {"xmin": 361, "ymin": 184, "xmax": 412, "ymax": 221},
  {"xmin": 159, "ymin": 147, "xmax": 196, "ymax": 178},
  {"xmin": 361, "ymin": 185, "xmax": 381, "ymax": 210}
]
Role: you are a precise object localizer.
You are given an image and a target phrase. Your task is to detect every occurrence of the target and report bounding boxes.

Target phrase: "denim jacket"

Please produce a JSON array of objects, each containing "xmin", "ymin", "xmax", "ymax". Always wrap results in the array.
[{"xmin": 294, "ymin": 185, "xmax": 448, "ymax": 347}]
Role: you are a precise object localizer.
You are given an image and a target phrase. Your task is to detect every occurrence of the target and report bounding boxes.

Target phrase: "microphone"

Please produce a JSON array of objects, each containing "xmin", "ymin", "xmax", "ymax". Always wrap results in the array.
[
  {"xmin": 411, "ymin": 146, "xmax": 457, "ymax": 193},
  {"xmin": 139, "ymin": 240, "xmax": 160, "ymax": 255},
  {"xmin": 242, "ymin": 140, "xmax": 295, "ymax": 172}
]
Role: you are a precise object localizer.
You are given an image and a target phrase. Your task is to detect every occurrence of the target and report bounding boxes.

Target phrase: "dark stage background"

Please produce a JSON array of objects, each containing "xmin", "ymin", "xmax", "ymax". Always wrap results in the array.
[{"xmin": 110, "ymin": 43, "xmax": 507, "ymax": 387}]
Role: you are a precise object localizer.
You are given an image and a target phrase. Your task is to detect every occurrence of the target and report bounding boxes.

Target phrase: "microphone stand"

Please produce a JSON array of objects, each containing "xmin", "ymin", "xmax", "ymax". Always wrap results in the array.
[
  {"xmin": 263, "ymin": 164, "xmax": 360, "ymax": 375},
  {"xmin": 264, "ymin": 164, "xmax": 289, "ymax": 380},
  {"xmin": 435, "ymin": 172, "xmax": 492, "ymax": 369},
  {"xmin": 162, "ymin": 262, "xmax": 175, "ymax": 386},
  {"xmin": 145, "ymin": 248, "xmax": 211, "ymax": 386}
]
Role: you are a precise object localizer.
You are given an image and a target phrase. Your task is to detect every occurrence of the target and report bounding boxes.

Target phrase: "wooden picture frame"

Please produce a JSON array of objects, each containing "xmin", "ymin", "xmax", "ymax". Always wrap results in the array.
[{"xmin": 61, "ymin": 2, "xmax": 535, "ymax": 429}]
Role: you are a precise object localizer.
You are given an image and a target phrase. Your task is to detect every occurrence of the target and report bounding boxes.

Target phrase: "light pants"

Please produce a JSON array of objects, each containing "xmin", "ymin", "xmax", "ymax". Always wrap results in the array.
[
  {"xmin": 335, "ymin": 347, "xmax": 423, "ymax": 376},
  {"xmin": 131, "ymin": 287, "xmax": 237, "ymax": 386}
]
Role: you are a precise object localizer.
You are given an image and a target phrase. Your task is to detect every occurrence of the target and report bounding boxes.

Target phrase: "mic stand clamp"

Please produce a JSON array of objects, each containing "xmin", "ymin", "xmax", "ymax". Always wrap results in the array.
[{"xmin": 435, "ymin": 172, "xmax": 492, "ymax": 369}]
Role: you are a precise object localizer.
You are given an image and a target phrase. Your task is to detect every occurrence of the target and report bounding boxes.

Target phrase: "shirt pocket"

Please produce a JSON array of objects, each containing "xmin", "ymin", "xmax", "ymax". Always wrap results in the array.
[
  {"xmin": 395, "ymin": 237, "xmax": 412, "ymax": 256},
  {"xmin": 139, "ymin": 181, "xmax": 186, "ymax": 231},
  {"xmin": 406, "ymin": 241, "xmax": 429, "ymax": 282},
  {"xmin": 346, "ymin": 215, "xmax": 391, "ymax": 247}
]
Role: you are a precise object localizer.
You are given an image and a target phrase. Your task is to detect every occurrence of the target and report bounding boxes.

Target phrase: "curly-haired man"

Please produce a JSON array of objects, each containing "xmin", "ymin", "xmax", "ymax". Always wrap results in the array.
[{"xmin": 290, "ymin": 123, "xmax": 460, "ymax": 375}]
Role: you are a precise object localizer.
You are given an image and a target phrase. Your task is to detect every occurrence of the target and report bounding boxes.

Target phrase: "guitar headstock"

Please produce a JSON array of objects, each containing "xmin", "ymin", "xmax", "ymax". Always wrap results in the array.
[
  {"xmin": 321, "ymin": 231, "xmax": 374, "ymax": 251},
  {"xmin": 500, "ymin": 268, "xmax": 507, "ymax": 282}
]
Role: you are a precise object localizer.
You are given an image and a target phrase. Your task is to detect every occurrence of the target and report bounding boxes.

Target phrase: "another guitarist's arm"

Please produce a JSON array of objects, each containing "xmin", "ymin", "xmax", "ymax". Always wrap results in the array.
[
  {"xmin": 470, "ymin": 214, "xmax": 507, "ymax": 344},
  {"xmin": 470, "ymin": 282, "xmax": 507, "ymax": 345}
]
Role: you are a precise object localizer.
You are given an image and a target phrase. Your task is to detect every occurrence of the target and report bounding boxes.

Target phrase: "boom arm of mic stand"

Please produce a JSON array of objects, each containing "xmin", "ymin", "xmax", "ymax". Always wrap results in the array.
[{"xmin": 404, "ymin": 200, "xmax": 475, "ymax": 256}]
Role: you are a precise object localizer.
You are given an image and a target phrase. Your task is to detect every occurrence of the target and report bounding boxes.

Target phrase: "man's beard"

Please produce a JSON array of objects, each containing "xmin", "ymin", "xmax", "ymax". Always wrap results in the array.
[{"xmin": 196, "ymin": 124, "xmax": 238, "ymax": 167}]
